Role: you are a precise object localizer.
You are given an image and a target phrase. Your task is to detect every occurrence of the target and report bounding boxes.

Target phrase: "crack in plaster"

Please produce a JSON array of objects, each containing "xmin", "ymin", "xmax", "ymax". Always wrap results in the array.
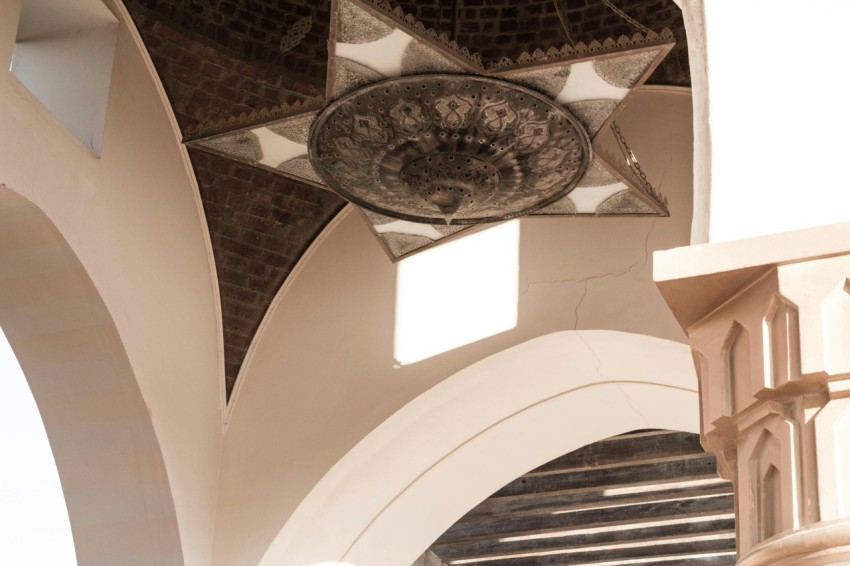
[
  {"xmin": 520, "ymin": 220, "xmax": 657, "ymax": 328},
  {"xmin": 657, "ymin": 145, "xmax": 674, "ymax": 195},
  {"xmin": 572, "ymin": 280, "xmax": 589, "ymax": 331},
  {"xmin": 615, "ymin": 382, "xmax": 652, "ymax": 427},
  {"xmin": 566, "ymin": 214, "xmax": 661, "ymax": 427},
  {"xmin": 575, "ymin": 332, "xmax": 652, "ymax": 427},
  {"xmin": 576, "ymin": 331, "xmax": 606, "ymax": 378}
]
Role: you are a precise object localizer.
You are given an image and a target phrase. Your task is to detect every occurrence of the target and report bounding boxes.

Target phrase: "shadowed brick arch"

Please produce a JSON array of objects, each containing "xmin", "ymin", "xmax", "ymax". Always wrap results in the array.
[
  {"xmin": 189, "ymin": 150, "xmax": 344, "ymax": 394},
  {"xmin": 125, "ymin": 0, "xmax": 330, "ymax": 130}
]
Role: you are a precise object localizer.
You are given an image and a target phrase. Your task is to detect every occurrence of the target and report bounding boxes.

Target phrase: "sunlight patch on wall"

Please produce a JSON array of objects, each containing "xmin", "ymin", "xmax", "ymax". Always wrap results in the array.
[
  {"xmin": 394, "ymin": 220, "xmax": 519, "ymax": 365},
  {"xmin": 0, "ymin": 327, "xmax": 77, "ymax": 565}
]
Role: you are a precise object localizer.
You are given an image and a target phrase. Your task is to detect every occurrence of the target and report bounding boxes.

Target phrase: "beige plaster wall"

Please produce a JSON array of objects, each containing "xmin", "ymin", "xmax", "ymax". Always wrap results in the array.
[
  {"xmin": 0, "ymin": 2, "xmax": 222, "ymax": 564},
  {"xmin": 214, "ymin": 87, "xmax": 695, "ymax": 565}
]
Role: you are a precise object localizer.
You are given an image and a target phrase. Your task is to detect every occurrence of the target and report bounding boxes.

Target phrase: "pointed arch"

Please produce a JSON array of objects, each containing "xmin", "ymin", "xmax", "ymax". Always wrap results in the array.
[{"xmin": 0, "ymin": 187, "xmax": 183, "ymax": 564}]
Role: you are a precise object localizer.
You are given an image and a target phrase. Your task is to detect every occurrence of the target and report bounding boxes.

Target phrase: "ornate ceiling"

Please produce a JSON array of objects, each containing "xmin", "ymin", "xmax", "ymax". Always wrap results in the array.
[{"xmin": 123, "ymin": 0, "xmax": 690, "ymax": 397}]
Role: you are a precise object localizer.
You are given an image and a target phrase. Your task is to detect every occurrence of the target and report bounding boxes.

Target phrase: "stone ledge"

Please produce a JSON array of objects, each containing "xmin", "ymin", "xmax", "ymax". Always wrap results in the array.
[{"xmin": 654, "ymin": 221, "xmax": 850, "ymax": 329}]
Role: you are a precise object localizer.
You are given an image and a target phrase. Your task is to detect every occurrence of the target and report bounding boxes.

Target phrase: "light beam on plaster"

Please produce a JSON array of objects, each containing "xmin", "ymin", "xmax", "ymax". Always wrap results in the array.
[
  {"xmin": 497, "ymin": 512, "xmax": 736, "ymax": 543},
  {"xmin": 394, "ymin": 220, "xmax": 519, "ymax": 365},
  {"xmin": 602, "ymin": 476, "xmax": 729, "ymax": 497},
  {"xmin": 450, "ymin": 532, "xmax": 735, "ymax": 564}
]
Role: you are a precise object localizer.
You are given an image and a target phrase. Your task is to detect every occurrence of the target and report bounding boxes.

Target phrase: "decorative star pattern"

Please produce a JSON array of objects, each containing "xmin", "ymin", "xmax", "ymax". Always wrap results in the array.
[{"xmin": 185, "ymin": 0, "xmax": 675, "ymax": 261}]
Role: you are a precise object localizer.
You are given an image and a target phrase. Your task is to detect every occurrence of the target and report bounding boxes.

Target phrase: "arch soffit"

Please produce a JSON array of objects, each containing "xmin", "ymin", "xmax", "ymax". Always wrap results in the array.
[
  {"xmin": 0, "ymin": 186, "xmax": 183, "ymax": 565},
  {"xmin": 262, "ymin": 330, "xmax": 699, "ymax": 566},
  {"xmin": 670, "ymin": 0, "xmax": 710, "ymax": 244},
  {"xmin": 110, "ymin": 0, "xmax": 226, "ymax": 409}
]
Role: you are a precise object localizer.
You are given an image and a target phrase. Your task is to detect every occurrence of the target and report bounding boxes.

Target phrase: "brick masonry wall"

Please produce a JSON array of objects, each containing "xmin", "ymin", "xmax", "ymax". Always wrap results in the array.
[
  {"xmin": 190, "ymin": 150, "xmax": 345, "ymax": 396},
  {"xmin": 128, "ymin": 0, "xmax": 330, "ymax": 91},
  {"xmin": 127, "ymin": 6, "xmax": 326, "ymax": 131},
  {"xmin": 391, "ymin": 0, "xmax": 690, "ymax": 86}
]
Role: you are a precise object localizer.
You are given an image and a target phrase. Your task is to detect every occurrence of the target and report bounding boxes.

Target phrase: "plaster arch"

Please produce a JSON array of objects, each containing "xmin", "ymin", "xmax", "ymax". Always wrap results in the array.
[
  {"xmin": 671, "ymin": 0, "xmax": 709, "ymax": 244},
  {"xmin": 262, "ymin": 330, "xmax": 699, "ymax": 566},
  {"xmin": 0, "ymin": 186, "xmax": 183, "ymax": 564},
  {"xmin": 1, "ymin": 1, "xmax": 224, "ymax": 562}
]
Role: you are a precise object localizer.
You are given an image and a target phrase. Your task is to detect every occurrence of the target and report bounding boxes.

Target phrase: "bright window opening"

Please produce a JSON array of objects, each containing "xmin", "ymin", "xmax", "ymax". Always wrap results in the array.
[
  {"xmin": 10, "ymin": 0, "xmax": 118, "ymax": 156},
  {"xmin": 0, "ymin": 326, "xmax": 77, "ymax": 565},
  {"xmin": 704, "ymin": 1, "xmax": 850, "ymax": 241},
  {"xmin": 394, "ymin": 220, "xmax": 520, "ymax": 365}
]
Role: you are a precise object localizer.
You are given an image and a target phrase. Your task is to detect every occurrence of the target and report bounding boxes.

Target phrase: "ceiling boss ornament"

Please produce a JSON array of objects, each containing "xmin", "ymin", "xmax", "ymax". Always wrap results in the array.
[
  {"xmin": 309, "ymin": 75, "xmax": 591, "ymax": 224},
  {"xmin": 186, "ymin": 0, "xmax": 675, "ymax": 259}
]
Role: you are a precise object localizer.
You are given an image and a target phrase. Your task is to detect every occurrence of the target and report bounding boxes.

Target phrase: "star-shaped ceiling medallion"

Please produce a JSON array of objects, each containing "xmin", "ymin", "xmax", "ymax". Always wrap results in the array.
[{"xmin": 185, "ymin": 0, "xmax": 675, "ymax": 261}]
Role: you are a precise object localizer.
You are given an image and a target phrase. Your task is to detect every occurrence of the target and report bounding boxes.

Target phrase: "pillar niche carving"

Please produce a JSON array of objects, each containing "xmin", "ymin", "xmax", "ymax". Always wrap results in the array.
[{"xmin": 659, "ymin": 253, "xmax": 850, "ymax": 565}]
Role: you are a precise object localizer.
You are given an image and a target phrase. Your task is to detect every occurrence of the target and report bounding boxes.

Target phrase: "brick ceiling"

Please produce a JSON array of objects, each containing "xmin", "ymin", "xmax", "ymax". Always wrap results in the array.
[
  {"xmin": 123, "ymin": 0, "xmax": 690, "ymax": 398},
  {"xmin": 392, "ymin": 0, "xmax": 689, "ymax": 86}
]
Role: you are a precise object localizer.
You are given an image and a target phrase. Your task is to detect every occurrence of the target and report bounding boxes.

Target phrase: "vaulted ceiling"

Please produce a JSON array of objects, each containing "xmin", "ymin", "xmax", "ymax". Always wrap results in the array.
[{"xmin": 122, "ymin": 0, "xmax": 690, "ymax": 397}]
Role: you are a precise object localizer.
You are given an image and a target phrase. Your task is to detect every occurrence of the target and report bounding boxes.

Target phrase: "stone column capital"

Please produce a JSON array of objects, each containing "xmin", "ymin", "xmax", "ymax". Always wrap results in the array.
[{"xmin": 655, "ymin": 222, "xmax": 850, "ymax": 563}]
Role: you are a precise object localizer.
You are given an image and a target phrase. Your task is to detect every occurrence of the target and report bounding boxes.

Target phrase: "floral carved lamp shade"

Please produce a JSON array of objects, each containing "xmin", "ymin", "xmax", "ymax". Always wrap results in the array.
[{"xmin": 186, "ymin": 0, "xmax": 674, "ymax": 260}]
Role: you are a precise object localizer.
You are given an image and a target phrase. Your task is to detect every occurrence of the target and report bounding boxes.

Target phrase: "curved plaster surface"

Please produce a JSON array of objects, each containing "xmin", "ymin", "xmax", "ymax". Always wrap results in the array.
[
  {"xmin": 264, "ymin": 330, "xmax": 700, "ymax": 565},
  {"xmin": 214, "ymin": 88, "xmax": 695, "ymax": 565},
  {"xmin": 1, "ymin": 1, "xmax": 222, "ymax": 563},
  {"xmin": 672, "ymin": 0, "xmax": 710, "ymax": 245},
  {"xmin": 0, "ymin": 187, "xmax": 183, "ymax": 564}
]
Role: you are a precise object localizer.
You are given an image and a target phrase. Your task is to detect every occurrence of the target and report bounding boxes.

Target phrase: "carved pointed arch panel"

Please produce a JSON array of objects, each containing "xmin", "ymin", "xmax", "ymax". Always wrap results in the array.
[
  {"xmin": 748, "ymin": 429, "xmax": 782, "ymax": 545},
  {"xmin": 763, "ymin": 295, "xmax": 801, "ymax": 389},
  {"xmin": 737, "ymin": 416, "xmax": 802, "ymax": 554},
  {"xmin": 722, "ymin": 322, "xmax": 751, "ymax": 416}
]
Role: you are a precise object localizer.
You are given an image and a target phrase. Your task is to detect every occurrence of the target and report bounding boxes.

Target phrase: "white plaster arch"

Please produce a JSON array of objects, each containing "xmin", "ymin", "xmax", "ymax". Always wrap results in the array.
[
  {"xmin": 1, "ymin": 1, "xmax": 224, "ymax": 561},
  {"xmin": 671, "ymin": 0, "xmax": 710, "ymax": 244},
  {"xmin": 261, "ymin": 330, "xmax": 699, "ymax": 566},
  {"xmin": 0, "ymin": 186, "xmax": 183, "ymax": 564}
]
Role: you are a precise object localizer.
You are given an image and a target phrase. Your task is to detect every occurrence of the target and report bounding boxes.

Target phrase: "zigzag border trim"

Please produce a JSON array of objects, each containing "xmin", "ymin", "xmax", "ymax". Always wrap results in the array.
[
  {"xmin": 360, "ymin": 0, "xmax": 484, "ymax": 70},
  {"xmin": 183, "ymin": 97, "xmax": 324, "ymax": 141},
  {"xmin": 487, "ymin": 29, "xmax": 675, "ymax": 70},
  {"xmin": 183, "ymin": 19, "xmax": 674, "ymax": 141}
]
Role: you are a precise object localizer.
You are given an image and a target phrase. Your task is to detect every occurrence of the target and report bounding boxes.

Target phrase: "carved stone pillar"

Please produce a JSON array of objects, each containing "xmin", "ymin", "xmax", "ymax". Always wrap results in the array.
[{"xmin": 655, "ymin": 226, "xmax": 850, "ymax": 565}]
